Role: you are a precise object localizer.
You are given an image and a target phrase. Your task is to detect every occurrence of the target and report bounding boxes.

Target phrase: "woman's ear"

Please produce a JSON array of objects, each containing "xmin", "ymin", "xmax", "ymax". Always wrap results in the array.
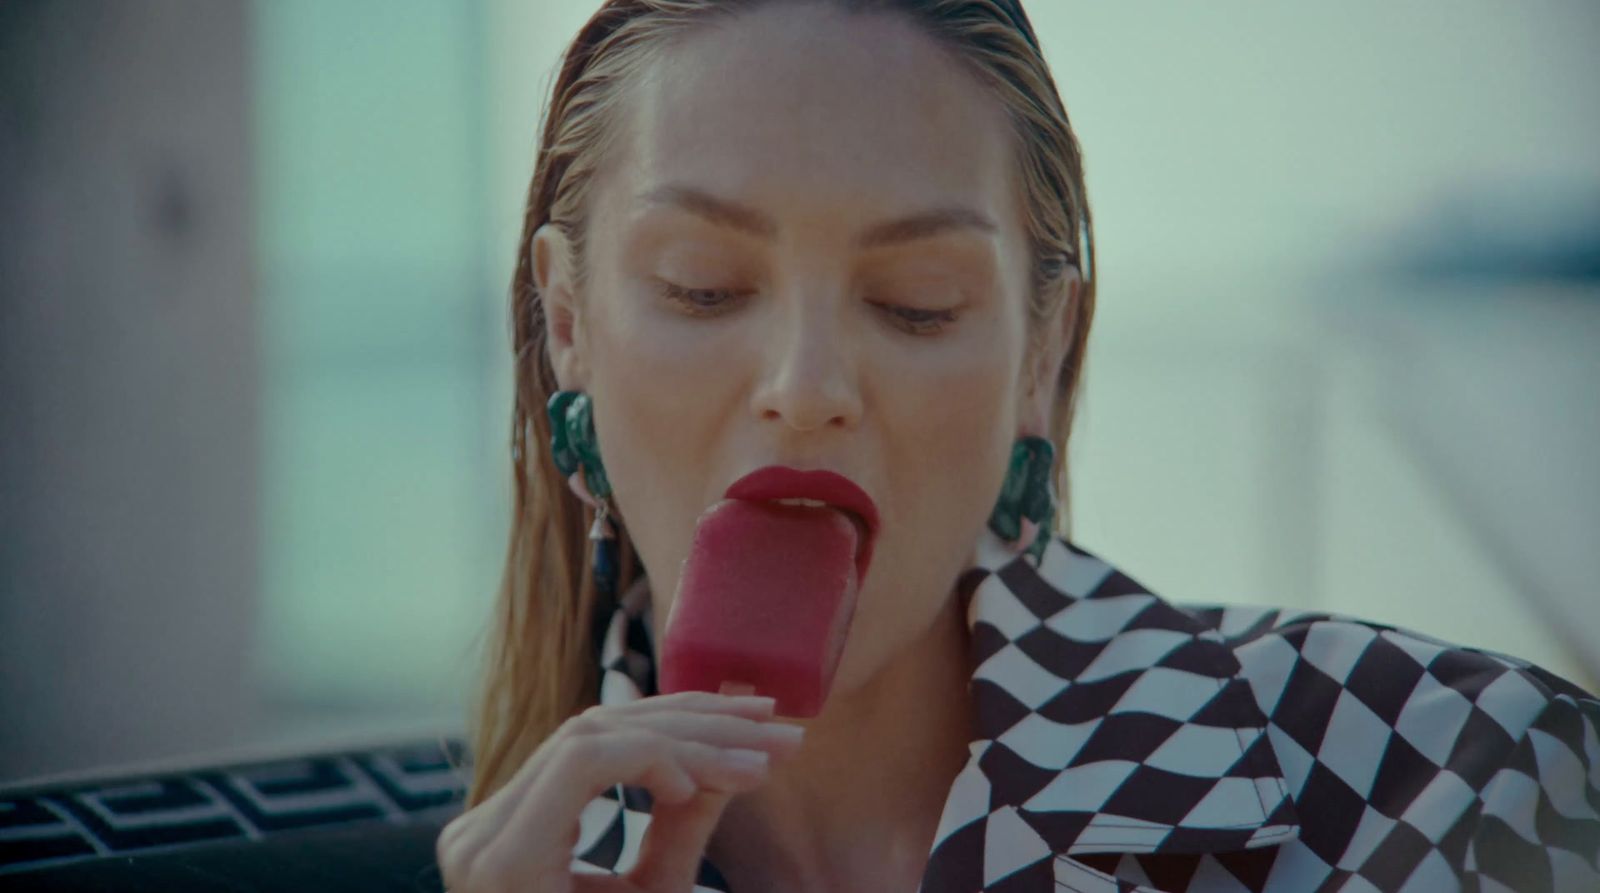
[
  {"xmin": 1018, "ymin": 269, "xmax": 1081, "ymax": 435},
  {"xmin": 532, "ymin": 222, "xmax": 588, "ymax": 391}
]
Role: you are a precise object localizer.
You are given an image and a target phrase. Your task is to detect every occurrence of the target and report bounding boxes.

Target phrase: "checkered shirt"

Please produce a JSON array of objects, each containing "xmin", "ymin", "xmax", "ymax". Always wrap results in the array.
[{"xmin": 573, "ymin": 530, "xmax": 1600, "ymax": 892}]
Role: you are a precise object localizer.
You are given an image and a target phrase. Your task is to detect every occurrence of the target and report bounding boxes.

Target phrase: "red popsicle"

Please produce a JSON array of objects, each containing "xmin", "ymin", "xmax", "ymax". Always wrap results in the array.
[{"xmin": 659, "ymin": 499, "xmax": 862, "ymax": 717}]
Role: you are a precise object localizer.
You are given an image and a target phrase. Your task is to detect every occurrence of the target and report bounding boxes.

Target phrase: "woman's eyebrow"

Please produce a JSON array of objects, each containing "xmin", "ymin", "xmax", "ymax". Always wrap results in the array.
[{"xmin": 636, "ymin": 184, "xmax": 997, "ymax": 248}]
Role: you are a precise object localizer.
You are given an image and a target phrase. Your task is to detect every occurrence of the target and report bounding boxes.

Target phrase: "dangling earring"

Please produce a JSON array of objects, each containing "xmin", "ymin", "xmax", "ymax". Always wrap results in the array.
[
  {"xmin": 988, "ymin": 435, "xmax": 1058, "ymax": 564},
  {"xmin": 547, "ymin": 390, "xmax": 618, "ymax": 599}
]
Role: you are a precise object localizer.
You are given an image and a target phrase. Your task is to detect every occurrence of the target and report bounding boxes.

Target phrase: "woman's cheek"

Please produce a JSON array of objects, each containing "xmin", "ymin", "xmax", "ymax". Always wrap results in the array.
[
  {"xmin": 584, "ymin": 299, "xmax": 735, "ymax": 572},
  {"xmin": 883, "ymin": 327, "xmax": 1015, "ymax": 437},
  {"xmin": 878, "ymin": 328, "xmax": 1016, "ymax": 552},
  {"xmin": 604, "ymin": 285, "xmax": 738, "ymax": 365},
  {"xmin": 591, "ymin": 280, "xmax": 746, "ymax": 410}
]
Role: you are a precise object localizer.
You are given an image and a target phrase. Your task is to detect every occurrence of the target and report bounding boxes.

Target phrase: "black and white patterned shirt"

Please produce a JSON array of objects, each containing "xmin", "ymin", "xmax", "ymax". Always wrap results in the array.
[{"xmin": 574, "ymin": 529, "xmax": 1600, "ymax": 892}]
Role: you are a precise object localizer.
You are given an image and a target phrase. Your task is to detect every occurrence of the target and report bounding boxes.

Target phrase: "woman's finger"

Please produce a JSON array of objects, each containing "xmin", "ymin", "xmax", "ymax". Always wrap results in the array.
[
  {"xmin": 627, "ymin": 710, "xmax": 805, "ymax": 756},
  {"xmin": 438, "ymin": 695, "xmax": 796, "ymax": 891},
  {"xmin": 622, "ymin": 691, "xmax": 776, "ymax": 719},
  {"xmin": 502, "ymin": 731, "xmax": 771, "ymax": 882},
  {"xmin": 449, "ymin": 700, "xmax": 775, "ymax": 860},
  {"xmin": 628, "ymin": 789, "xmax": 736, "ymax": 893}
]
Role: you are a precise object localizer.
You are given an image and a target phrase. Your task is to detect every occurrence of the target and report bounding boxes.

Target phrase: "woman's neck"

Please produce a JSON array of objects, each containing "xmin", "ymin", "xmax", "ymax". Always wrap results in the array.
[{"xmin": 704, "ymin": 589, "xmax": 976, "ymax": 893}]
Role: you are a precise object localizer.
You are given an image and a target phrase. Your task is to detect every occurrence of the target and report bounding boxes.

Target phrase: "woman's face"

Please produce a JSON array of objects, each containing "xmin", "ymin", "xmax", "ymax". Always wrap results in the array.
[{"xmin": 538, "ymin": 4, "xmax": 1062, "ymax": 698}]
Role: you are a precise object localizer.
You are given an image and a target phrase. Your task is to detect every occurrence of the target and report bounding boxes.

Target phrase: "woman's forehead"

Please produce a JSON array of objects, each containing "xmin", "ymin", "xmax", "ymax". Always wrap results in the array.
[{"xmin": 601, "ymin": 4, "xmax": 1021, "ymax": 237}]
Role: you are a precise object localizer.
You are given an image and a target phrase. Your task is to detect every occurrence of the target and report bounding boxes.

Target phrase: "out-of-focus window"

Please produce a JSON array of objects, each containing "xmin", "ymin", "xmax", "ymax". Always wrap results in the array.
[{"xmin": 251, "ymin": 0, "xmax": 506, "ymax": 734}]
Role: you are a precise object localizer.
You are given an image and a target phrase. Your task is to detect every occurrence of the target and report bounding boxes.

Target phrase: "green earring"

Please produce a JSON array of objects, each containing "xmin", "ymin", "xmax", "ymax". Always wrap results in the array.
[
  {"xmin": 988, "ymin": 435, "xmax": 1058, "ymax": 563},
  {"xmin": 548, "ymin": 390, "xmax": 619, "ymax": 600},
  {"xmin": 547, "ymin": 390, "xmax": 611, "ymax": 500}
]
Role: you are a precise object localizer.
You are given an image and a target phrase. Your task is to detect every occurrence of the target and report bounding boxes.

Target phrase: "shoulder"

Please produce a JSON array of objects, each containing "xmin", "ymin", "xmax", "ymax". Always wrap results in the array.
[
  {"xmin": 1179, "ymin": 602, "xmax": 1595, "ymax": 726},
  {"xmin": 1182, "ymin": 602, "xmax": 1600, "ymax": 890}
]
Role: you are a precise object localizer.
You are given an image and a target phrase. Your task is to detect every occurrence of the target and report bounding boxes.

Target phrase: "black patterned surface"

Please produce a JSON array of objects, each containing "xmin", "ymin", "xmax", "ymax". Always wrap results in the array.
[
  {"xmin": 0, "ymin": 817, "xmax": 449, "ymax": 893},
  {"xmin": 0, "ymin": 739, "xmax": 469, "ymax": 878}
]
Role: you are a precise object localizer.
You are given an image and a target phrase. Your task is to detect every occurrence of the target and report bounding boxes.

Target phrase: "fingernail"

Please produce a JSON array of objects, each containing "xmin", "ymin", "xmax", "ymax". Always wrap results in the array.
[
  {"xmin": 766, "ymin": 723, "xmax": 805, "ymax": 743},
  {"xmin": 722, "ymin": 748, "xmax": 769, "ymax": 769}
]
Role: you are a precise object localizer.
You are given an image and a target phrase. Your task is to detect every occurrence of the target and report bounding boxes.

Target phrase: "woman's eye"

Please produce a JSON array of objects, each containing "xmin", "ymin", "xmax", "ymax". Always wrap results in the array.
[
  {"xmin": 875, "ymin": 302, "xmax": 959, "ymax": 335},
  {"xmin": 655, "ymin": 279, "xmax": 747, "ymax": 316},
  {"xmin": 655, "ymin": 279, "xmax": 955, "ymax": 334}
]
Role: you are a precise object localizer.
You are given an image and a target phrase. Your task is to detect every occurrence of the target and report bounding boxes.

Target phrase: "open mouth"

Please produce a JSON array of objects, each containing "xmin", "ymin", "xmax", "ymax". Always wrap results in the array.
[{"xmin": 766, "ymin": 497, "xmax": 870, "ymax": 542}]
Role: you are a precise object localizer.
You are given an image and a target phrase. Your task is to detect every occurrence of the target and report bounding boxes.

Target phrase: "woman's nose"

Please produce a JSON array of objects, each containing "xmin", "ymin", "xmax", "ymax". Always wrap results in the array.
[{"xmin": 749, "ymin": 305, "xmax": 863, "ymax": 432}]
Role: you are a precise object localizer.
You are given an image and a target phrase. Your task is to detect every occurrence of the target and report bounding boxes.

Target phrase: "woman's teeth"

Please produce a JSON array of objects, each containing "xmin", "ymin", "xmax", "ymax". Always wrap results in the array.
[{"xmin": 773, "ymin": 497, "xmax": 829, "ymax": 508}]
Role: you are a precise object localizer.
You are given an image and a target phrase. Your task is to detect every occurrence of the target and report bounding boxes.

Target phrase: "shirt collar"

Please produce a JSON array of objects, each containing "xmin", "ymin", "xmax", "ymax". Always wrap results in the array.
[{"xmin": 590, "ymin": 529, "xmax": 1300, "ymax": 887}]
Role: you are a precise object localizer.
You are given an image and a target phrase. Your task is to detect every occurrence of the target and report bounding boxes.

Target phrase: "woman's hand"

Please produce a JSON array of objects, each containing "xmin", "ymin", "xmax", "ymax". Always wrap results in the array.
[{"xmin": 436, "ymin": 691, "xmax": 802, "ymax": 893}]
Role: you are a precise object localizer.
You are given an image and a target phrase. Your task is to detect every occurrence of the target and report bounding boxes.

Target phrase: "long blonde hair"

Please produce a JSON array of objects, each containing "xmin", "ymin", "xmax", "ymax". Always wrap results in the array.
[{"xmin": 466, "ymin": 0, "xmax": 1096, "ymax": 807}]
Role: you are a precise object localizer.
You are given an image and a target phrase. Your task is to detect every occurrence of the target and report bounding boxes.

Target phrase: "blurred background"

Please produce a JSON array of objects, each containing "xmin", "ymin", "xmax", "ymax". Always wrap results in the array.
[{"xmin": 1, "ymin": 0, "xmax": 1596, "ymax": 786}]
